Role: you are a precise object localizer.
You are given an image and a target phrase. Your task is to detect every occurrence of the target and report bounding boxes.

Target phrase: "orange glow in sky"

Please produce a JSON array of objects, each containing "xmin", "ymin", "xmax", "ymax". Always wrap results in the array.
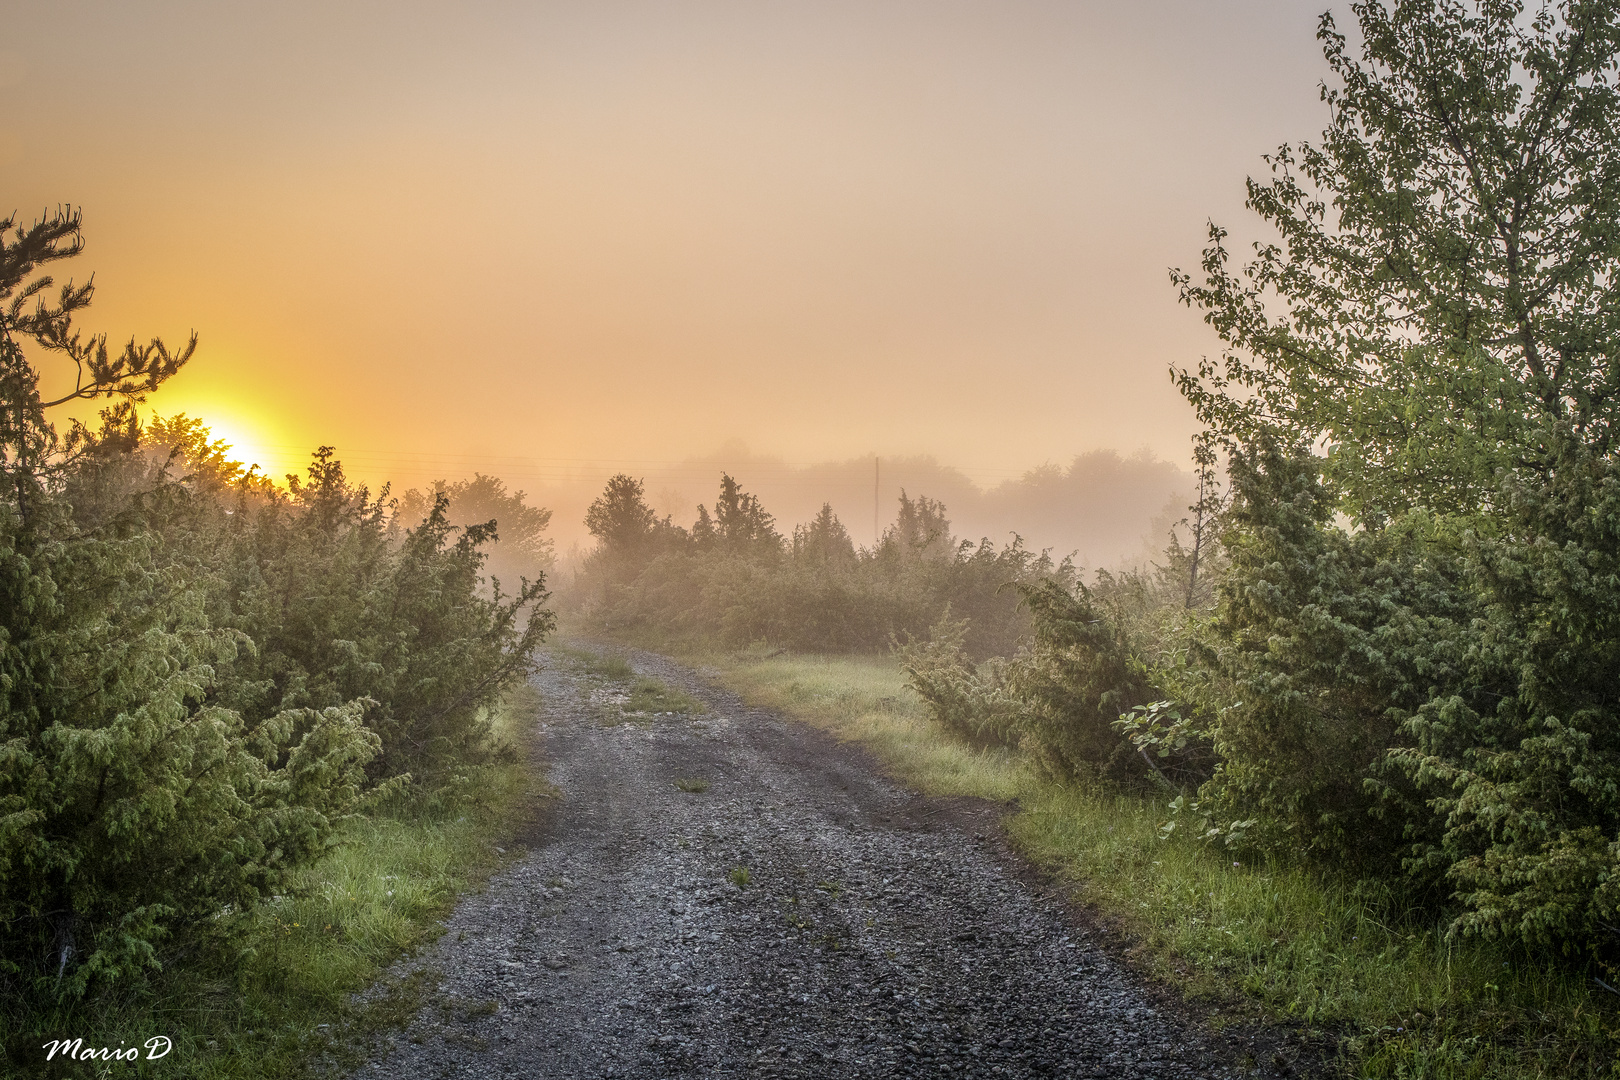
[{"xmin": 7, "ymin": 1, "xmax": 1331, "ymax": 533}]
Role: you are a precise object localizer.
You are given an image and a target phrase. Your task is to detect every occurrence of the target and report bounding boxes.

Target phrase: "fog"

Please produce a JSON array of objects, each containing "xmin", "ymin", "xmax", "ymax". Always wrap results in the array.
[
  {"xmin": 5, "ymin": 1, "xmax": 1328, "ymax": 486},
  {"xmin": 409, "ymin": 445, "xmax": 1192, "ymax": 575}
]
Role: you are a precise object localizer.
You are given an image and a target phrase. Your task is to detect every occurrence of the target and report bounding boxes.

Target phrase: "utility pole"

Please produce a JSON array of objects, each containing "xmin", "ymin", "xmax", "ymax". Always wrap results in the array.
[{"xmin": 874, "ymin": 456, "xmax": 880, "ymax": 549}]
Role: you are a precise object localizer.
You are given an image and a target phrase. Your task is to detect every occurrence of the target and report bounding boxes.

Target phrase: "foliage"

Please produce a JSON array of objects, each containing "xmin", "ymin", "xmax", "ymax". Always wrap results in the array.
[
  {"xmin": 996, "ymin": 580, "xmax": 1157, "ymax": 784},
  {"xmin": 896, "ymin": 535, "xmax": 1218, "ymax": 790},
  {"xmin": 894, "ymin": 614, "xmax": 1022, "ymax": 748},
  {"xmin": 1111, "ymin": 700, "xmax": 1213, "ymax": 799},
  {"xmin": 883, "ymin": 0, "xmax": 1620, "ymax": 962},
  {"xmin": 1187, "ymin": 442, "xmax": 1471, "ymax": 869},
  {"xmin": 6, "ymin": 685, "xmax": 544, "ymax": 1080},
  {"xmin": 0, "ymin": 213, "xmax": 376, "ymax": 999},
  {"xmin": 1157, "ymin": 0, "xmax": 1620, "ymax": 956},
  {"xmin": 398, "ymin": 473, "xmax": 554, "ymax": 596},
  {"xmin": 574, "ymin": 476, "xmax": 1075, "ymax": 658},
  {"xmin": 792, "ymin": 503, "xmax": 857, "ymax": 567},
  {"xmin": 0, "ymin": 482, "xmax": 380, "ymax": 998},
  {"xmin": 696, "ymin": 472, "xmax": 782, "ymax": 555},
  {"xmin": 1173, "ymin": 0, "xmax": 1620, "ymax": 523},
  {"xmin": 1391, "ymin": 434, "xmax": 1620, "ymax": 949},
  {"xmin": 210, "ymin": 453, "xmax": 553, "ymax": 788},
  {"xmin": 0, "ymin": 209, "xmax": 553, "ymax": 1008}
]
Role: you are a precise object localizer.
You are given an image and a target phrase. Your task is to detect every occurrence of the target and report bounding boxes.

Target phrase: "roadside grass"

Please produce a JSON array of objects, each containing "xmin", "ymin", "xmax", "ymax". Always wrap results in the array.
[
  {"xmin": 712, "ymin": 651, "xmax": 1025, "ymax": 802},
  {"xmin": 7, "ymin": 683, "xmax": 549, "ymax": 1080},
  {"xmin": 696, "ymin": 649, "xmax": 1617, "ymax": 1079}
]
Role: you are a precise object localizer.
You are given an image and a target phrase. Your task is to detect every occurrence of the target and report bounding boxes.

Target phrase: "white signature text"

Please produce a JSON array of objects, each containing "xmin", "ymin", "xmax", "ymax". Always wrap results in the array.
[{"xmin": 43, "ymin": 1036, "xmax": 172, "ymax": 1062}]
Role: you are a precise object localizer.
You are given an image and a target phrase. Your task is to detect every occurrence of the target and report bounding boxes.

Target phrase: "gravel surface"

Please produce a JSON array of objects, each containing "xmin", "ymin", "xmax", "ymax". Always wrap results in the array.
[{"xmin": 349, "ymin": 647, "xmax": 1288, "ymax": 1079}]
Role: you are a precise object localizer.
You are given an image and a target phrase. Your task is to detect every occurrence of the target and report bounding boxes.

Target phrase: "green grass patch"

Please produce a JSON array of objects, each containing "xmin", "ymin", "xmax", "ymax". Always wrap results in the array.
[
  {"xmin": 553, "ymin": 643, "xmax": 634, "ymax": 680},
  {"xmin": 551, "ymin": 644, "xmax": 701, "ymax": 717},
  {"xmin": 6, "ymin": 683, "xmax": 551, "ymax": 1080},
  {"xmin": 625, "ymin": 676, "xmax": 702, "ymax": 716},
  {"xmin": 694, "ymin": 649, "xmax": 1617, "ymax": 1079}
]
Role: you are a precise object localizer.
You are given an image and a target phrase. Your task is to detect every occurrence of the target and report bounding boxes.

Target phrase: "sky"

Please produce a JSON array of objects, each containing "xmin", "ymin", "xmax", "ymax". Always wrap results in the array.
[{"xmin": 3, "ymin": 0, "xmax": 1330, "ymax": 546}]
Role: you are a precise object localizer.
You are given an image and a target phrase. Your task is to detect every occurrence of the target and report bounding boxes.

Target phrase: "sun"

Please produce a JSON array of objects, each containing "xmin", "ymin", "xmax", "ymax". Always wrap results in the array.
[
  {"xmin": 176, "ymin": 409, "xmax": 299, "ymax": 480},
  {"xmin": 199, "ymin": 417, "xmax": 263, "ymax": 468}
]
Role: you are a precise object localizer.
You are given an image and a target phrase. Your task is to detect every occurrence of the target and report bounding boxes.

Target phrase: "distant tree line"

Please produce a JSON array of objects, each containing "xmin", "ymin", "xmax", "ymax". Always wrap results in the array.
[
  {"xmin": 570, "ymin": 472, "xmax": 1075, "ymax": 659},
  {"xmin": 0, "ymin": 211, "xmax": 552, "ymax": 1003}
]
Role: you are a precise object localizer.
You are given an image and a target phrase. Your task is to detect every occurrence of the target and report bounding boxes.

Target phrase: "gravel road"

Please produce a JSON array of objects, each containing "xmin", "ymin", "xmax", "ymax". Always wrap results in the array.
[{"xmin": 349, "ymin": 647, "xmax": 1290, "ymax": 1079}]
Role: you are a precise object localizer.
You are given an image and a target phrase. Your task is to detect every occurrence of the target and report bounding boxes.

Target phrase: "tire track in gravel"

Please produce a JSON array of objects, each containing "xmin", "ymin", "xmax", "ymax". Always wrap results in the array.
[{"xmin": 349, "ymin": 646, "xmax": 1284, "ymax": 1079}]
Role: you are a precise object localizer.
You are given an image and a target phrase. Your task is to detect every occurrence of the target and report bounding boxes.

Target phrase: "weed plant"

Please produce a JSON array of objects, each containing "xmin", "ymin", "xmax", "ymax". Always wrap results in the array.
[{"xmin": 554, "ymin": 644, "xmax": 634, "ymax": 681}]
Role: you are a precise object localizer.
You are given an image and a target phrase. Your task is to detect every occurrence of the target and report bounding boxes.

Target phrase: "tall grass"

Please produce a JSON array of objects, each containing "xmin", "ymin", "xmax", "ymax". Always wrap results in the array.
[
  {"xmin": 5, "ymin": 684, "xmax": 548, "ymax": 1080},
  {"xmin": 700, "ymin": 649, "xmax": 1618, "ymax": 1079}
]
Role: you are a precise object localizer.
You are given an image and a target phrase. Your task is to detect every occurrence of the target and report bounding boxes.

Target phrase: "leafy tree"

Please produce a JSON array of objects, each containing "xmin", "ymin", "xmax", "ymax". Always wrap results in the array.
[
  {"xmin": 1174, "ymin": 0, "xmax": 1620, "ymax": 521},
  {"xmin": 1163, "ymin": 0, "xmax": 1620, "ymax": 951},
  {"xmin": 398, "ymin": 473, "xmax": 554, "ymax": 596},
  {"xmin": 144, "ymin": 412, "xmax": 267, "ymax": 493},
  {"xmin": 880, "ymin": 490, "xmax": 953, "ymax": 559}
]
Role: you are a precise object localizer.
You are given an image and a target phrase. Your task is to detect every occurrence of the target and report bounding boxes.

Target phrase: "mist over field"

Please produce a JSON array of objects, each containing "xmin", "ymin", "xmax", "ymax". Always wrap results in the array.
[{"xmin": 482, "ymin": 446, "xmax": 1191, "ymax": 573}]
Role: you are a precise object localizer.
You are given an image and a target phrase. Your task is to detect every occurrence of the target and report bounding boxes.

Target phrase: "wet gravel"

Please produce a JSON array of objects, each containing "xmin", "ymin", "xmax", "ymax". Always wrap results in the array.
[{"xmin": 349, "ymin": 647, "xmax": 1284, "ymax": 1079}]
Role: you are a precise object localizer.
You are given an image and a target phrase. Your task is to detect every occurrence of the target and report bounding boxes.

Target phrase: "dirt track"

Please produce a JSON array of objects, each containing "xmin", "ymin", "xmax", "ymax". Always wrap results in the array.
[{"xmin": 349, "ymin": 647, "xmax": 1287, "ymax": 1079}]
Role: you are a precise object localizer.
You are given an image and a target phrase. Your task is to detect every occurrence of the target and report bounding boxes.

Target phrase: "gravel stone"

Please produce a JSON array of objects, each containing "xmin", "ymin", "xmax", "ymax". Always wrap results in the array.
[{"xmin": 348, "ymin": 647, "xmax": 1291, "ymax": 1079}]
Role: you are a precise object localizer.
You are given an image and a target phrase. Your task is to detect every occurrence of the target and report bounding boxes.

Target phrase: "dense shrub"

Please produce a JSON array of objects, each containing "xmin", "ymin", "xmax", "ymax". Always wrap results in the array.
[
  {"xmin": 1001, "ymin": 580, "xmax": 1157, "ymax": 784},
  {"xmin": 0, "ymin": 466, "xmax": 381, "ymax": 997},
  {"xmin": 1391, "ymin": 435, "xmax": 1620, "ymax": 948},
  {"xmin": 1189, "ymin": 443, "xmax": 1472, "ymax": 869},
  {"xmin": 895, "ymin": 615, "xmax": 1022, "ymax": 748},
  {"xmin": 197, "ymin": 449, "xmax": 553, "ymax": 788},
  {"xmin": 898, "ymin": 567, "xmax": 1199, "ymax": 787}
]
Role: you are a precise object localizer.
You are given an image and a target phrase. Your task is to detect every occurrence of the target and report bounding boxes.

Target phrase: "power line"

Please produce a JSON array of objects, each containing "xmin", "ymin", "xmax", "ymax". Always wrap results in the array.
[{"xmin": 218, "ymin": 445, "xmax": 1058, "ymax": 483}]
